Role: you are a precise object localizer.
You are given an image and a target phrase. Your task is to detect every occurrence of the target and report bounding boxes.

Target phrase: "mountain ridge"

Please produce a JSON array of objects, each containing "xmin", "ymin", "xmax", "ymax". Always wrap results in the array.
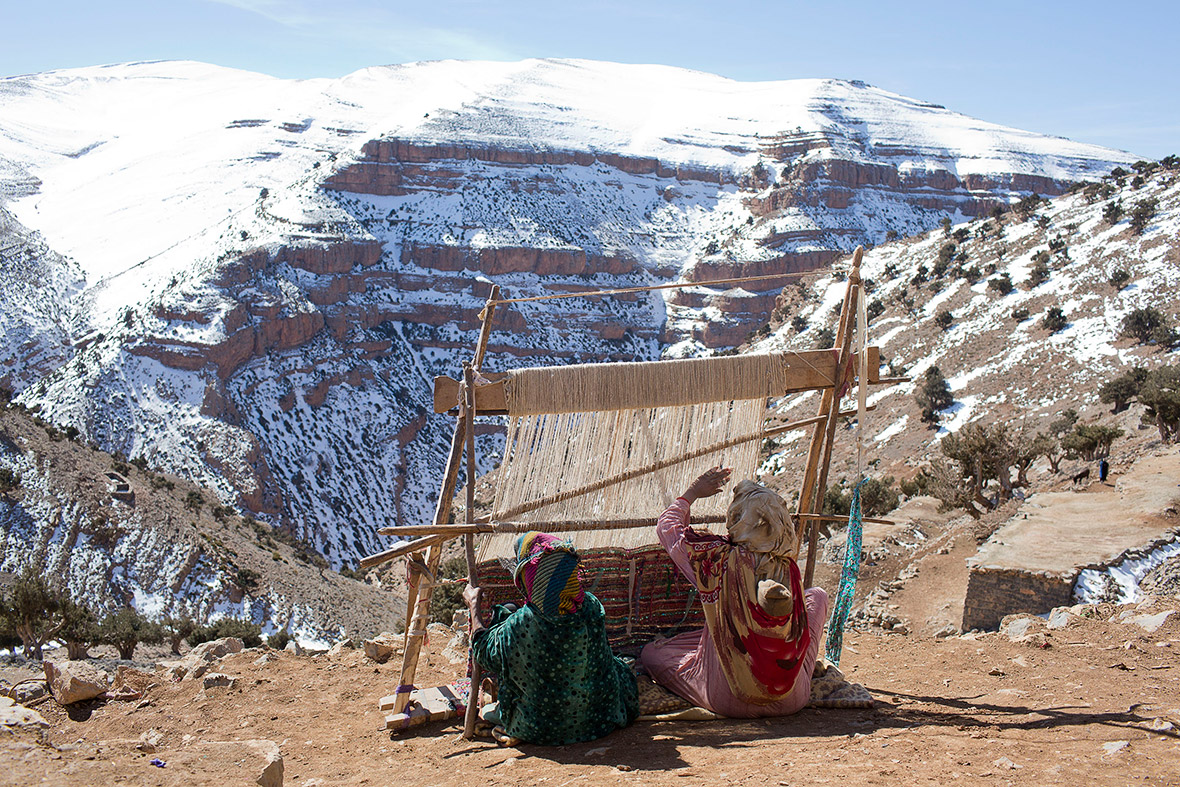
[{"xmin": 0, "ymin": 58, "xmax": 1145, "ymax": 589}]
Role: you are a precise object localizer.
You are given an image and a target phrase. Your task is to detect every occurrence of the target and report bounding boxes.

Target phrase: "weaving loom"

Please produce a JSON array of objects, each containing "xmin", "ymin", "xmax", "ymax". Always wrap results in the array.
[{"xmin": 361, "ymin": 247, "xmax": 894, "ymax": 734}]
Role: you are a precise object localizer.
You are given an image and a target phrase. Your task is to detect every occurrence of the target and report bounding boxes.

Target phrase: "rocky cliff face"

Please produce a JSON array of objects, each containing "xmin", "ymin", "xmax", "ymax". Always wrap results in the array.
[{"xmin": 0, "ymin": 59, "xmax": 1138, "ymax": 577}]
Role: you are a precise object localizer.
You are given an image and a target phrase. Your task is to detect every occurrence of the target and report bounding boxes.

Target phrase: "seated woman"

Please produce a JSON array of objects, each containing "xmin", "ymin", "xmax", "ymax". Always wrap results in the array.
[
  {"xmin": 465, "ymin": 532, "xmax": 638, "ymax": 745},
  {"xmin": 640, "ymin": 466, "xmax": 829, "ymax": 718}
]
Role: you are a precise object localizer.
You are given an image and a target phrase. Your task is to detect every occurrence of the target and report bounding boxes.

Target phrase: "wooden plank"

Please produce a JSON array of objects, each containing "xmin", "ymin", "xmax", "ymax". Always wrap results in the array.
[{"xmin": 432, "ymin": 373, "xmax": 508, "ymax": 414}]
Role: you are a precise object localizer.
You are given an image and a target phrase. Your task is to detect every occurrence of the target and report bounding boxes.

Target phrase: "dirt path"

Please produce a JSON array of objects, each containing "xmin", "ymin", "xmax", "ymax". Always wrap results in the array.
[{"xmin": 5, "ymin": 596, "xmax": 1179, "ymax": 786}]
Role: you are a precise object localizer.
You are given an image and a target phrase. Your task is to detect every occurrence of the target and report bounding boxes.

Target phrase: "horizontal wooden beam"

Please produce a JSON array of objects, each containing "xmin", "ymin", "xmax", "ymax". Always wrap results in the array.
[
  {"xmin": 378, "ymin": 514, "xmax": 726, "ymax": 537},
  {"xmin": 356, "ymin": 534, "xmax": 445, "ymax": 570},
  {"xmin": 432, "ymin": 348, "xmax": 883, "ymax": 414}
]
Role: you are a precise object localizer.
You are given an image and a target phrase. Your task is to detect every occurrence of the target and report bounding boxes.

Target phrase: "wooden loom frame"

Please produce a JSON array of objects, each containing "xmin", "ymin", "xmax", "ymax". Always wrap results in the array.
[{"xmin": 363, "ymin": 247, "xmax": 894, "ymax": 734}]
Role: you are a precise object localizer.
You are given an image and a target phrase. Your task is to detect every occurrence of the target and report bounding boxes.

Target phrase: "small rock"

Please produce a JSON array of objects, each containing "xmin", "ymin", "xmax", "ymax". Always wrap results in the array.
[
  {"xmin": 616, "ymin": 764, "xmax": 633, "ymax": 772},
  {"xmin": 933, "ymin": 624, "xmax": 959, "ymax": 639},
  {"xmin": 1145, "ymin": 718, "xmax": 1175, "ymax": 733},
  {"xmin": 1015, "ymin": 633, "xmax": 1051, "ymax": 649},
  {"xmin": 987, "ymin": 667, "xmax": 1006, "ymax": 677},
  {"xmin": 1101, "ymin": 740, "xmax": 1128, "ymax": 755},
  {"xmin": 1127, "ymin": 610, "xmax": 1174, "ymax": 634},
  {"xmin": 992, "ymin": 756, "xmax": 1020, "ymax": 770},
  {"xmin": 363, "ymin": 632, "xmax": 403, "ymax": 664},
  {"xmin": 891, "ymin": 624, "xmax": 911, "ymax": 636},
  {"xmin": 284, "ymin": 640, "xmax": 305, "ymax": 656},
  {"xmin": 326, "ymin": 639, "xmax": 354, "ymax": 656},
  {"xmin": 1046, "ymin": 608, "xmax": 1073, "ymax": 630},
  {"xmin": 254, "ymin": 653, "xmax": 275, "ymax": 666},
  {"xmin": 137, "ymin": 728, "xmax": 164, "ymax": 753},
  {"xmin": 11, "ymin": 682, "xmax": 48, "ymax": 704},
  {"xmin": 0, "ymin": 696, "xmax": 50, "ymax": 741},
  {"xmin": 999, "ymin": 615, "xmax": 1039, "ymax": 641},
  {"xmin": 202, "ymin": 672, "xmax": 238, "ymax": 690},
  {"xmin": 44, "ymin": 660, "xmax": 110, "ymax": 705},
  {"xmin": 452, "ymin": 609, "xmax": 470, "ymax": 629}
]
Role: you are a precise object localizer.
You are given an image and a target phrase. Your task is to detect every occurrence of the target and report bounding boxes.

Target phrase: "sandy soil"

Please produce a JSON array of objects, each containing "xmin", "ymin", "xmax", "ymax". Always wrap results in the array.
[{"xmin": 4, "ymin": 596, "xmax": 1179, "ymax": 787}]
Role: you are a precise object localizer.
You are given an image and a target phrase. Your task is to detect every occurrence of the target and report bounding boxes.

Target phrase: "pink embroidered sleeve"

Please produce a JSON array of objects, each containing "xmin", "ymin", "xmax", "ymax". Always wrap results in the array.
[{"xmin": 657, "ymin": 497, "xmax": 699, "ymax": 587}]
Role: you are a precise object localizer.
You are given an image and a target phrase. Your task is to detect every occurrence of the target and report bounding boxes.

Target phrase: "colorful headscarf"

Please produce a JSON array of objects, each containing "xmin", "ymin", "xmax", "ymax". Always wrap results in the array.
[{"xmin": 510, "ymin": 532, "xmax": 585, "ymax": 616}]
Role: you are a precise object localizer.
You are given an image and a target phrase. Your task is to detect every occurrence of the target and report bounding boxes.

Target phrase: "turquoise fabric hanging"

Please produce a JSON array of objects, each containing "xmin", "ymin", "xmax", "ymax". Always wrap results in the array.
[{"xmin": 825, "ymin": 478, "xmax": 865, "ymax": 667}]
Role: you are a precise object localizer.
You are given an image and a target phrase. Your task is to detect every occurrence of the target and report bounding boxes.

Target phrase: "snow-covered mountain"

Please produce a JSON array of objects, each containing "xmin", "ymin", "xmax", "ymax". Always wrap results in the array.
[{"xmin": 0, "ymin": 58, "xmax": 1139, "ymax": 572}]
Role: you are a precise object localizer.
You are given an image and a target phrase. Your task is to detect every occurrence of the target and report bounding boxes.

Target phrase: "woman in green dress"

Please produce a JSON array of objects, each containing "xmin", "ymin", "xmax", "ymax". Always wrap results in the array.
[{"xmin": 464, "ymin": 532, "xmax": 638, "ymax": 745}]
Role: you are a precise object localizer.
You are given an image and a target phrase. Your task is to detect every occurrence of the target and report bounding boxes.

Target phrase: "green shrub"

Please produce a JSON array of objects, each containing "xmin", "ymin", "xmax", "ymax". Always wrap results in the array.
[
  {"xmin": 267, "ymin": 630, "xmax": 291, "ymax": 650},
  {"xmin": 188, "ymin": 617, "xmax": 263, "ymax": 649},
  {"xmin": 987, "ymin": 274, "xmax": 1014, "ymax": 295},
  {"xmin": 1109, "ymin": 269, "xmax": 1131, "ymax": 290},
  {"xmin": 429, "ymin": 557, "xmax": 468, "ymax": 625},
  {"xmin": 1042, "ymin": 307, "xmax": 1068, "ymax": 333}
]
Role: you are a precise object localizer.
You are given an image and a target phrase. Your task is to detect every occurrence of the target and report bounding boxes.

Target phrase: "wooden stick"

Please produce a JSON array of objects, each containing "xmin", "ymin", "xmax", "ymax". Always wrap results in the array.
[
  {"xmin": 461, "ymin": 364, "xmax": 482, "ymax": 739},
  {"xmin": 381, "ymin": 514, "xmax": 728, "ymax": 537},
  {"xmin": 378, "ymin": 511, "xmax": 895, "ymax": 539},
  {"xmin": 358, "ymin": 534, "xmax": 445, "ymax": 570},
  {"xmin": 804, "ymin": 248, "xmax": 863, "ymax": 586}
]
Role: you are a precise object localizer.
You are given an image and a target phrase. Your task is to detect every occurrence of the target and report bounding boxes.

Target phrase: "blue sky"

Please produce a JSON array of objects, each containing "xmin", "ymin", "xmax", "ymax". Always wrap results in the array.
[{"xmin": 3, "ymin": 0, "xmax": 1176, "ymax": 158}]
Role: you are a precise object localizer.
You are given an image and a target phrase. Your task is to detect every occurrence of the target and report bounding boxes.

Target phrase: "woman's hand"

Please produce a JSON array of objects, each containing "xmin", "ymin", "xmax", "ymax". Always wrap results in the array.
[
  {"xmin": 683, "ymin": 466, "xmax": 732, "ymax": 503},
  {"xmin": 463, "ymin": 584, "xmax": 481, "ymax": 612}
]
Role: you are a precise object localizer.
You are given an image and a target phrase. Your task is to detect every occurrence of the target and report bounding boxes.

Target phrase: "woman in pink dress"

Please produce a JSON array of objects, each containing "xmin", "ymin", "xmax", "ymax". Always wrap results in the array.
[{"xmin": 640, "ymin": 466, "xmax": 829, "ymax": 717}]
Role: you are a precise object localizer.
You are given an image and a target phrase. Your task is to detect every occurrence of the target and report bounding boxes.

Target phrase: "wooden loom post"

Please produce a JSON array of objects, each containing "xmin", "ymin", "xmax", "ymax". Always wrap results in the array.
[
  {"xmin": 391, "ymin": 285, "xmax": 500, "ymax": 720},
  {"xmin": 461, "ymin": 364, "xmax": 483, "ymax": 738},
  {"xmin": 795, "ymin": 247, "xmax": 863, "ymax": 587}
]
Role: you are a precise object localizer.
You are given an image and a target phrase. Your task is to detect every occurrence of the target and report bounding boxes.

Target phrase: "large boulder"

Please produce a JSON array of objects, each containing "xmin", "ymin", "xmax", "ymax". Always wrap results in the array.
[
  {"xmin": 363, "ymin": 632, "xmax": 402, "ymax": 664},
  {"xmin": 161, "ymin": 637, "xmax": 244, "ymax": 681},
  {"xmin": 43, "ymin": 660, "xmax": 110, "ymax": 705}
]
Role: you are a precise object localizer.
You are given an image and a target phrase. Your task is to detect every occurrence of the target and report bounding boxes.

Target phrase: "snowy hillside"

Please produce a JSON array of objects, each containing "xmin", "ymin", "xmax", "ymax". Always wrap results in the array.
[
  {"xmin": 0, "ymin": 58, "xmax": 1142, "ymax": 584},
  {"xmin": 753, "ymin": 163, "xmax": 1180, "ymax": 490}
]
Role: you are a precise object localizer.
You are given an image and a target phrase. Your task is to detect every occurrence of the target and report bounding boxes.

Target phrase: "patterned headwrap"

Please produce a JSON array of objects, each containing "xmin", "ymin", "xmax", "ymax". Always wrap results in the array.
[{"xmin": 510, "ymin": 531, "xmax": 585, "ymax": 616}]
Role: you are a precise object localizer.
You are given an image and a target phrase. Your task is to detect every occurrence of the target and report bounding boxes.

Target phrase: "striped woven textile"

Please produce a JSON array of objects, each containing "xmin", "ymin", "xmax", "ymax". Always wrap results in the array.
[{"xmin": 478, "ymin": 546, "xmax": 704, "ymax": 655}]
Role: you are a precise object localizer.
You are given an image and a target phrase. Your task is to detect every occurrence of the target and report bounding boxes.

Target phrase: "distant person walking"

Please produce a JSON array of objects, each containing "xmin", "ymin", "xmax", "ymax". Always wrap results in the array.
[{"xmin": 1099, "ymin": 458, "xmax": 1109, "ymax": 483}]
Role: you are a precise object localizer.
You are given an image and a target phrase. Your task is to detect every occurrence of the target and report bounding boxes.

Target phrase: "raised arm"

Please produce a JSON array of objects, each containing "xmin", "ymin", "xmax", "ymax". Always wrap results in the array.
[{"xmin": 656, "ymin": 466, "xmax": 732, "ymax": 584}]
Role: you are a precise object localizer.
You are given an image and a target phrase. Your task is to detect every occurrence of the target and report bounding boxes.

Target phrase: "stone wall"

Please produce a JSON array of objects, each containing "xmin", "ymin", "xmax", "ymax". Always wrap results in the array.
[{"xmin": 961, "ymin": 567, "xmax": 1075, "ymax": 631}]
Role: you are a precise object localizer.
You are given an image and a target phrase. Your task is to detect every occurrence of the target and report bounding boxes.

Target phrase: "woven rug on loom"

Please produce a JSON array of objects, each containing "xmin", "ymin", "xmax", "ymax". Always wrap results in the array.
[{"xmin": 477, "ymin": 546, "xmax": 707, "ymax": 655}]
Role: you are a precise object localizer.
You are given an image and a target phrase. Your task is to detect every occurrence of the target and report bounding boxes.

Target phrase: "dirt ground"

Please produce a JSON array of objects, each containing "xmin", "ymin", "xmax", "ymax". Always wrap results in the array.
[{"xmin": 4, "ymin": 596, "xmax": 1179, "ymax": 787}]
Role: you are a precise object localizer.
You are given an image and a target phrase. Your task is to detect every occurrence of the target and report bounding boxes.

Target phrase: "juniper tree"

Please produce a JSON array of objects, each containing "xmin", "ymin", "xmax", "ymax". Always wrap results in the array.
[
  {"xmin": 916, "ymin": 366, "xmax": 953, "ymax": 426},
  {"xmin": 58, "ymin": 596, "xmax": 100, "ymax": 660},
  {"xmin": 1037, "ymin": 408, "xmax": 1078, "ymax": 473},
  {"xmin": 1121, "ymin": 307, "xmax": 1175, "ymax": 346},
  {"xmin": 1108, "ymin": 269, "xmax": 1131, "ymax": 290},
  {"xmin": 1138, "ymin": 365, "xmax": 1180, "ymax": 443},
  {"xmin": 1128, "ymin": 197, "xmax": 1159, "ymax": 234},
  {"xmin": 928, "ymin": 423, "xmax": 1045, "ymax": 518},
  {"xmin": 0, "ymin": 568, "xmax": 63, "ymax": 660},
  {"xmin": 1061, "ymin": 423, "xmax": 1123, "ymax": 461},
  {"xmin": 1103, "ymin": 200, "xmax": 1123, "ymax": 225},
  {"xmin": 99, "ymin": 608, "xmax": 164, "ymax": 661},
  {"xmin": 1098, "ymin": 366, "xmax": 1148, "ymax": 413}
]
